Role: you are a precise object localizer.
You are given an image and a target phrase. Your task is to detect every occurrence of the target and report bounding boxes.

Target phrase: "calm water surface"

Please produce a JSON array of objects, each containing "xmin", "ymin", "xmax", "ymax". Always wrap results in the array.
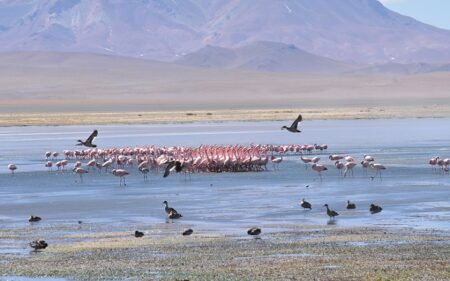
[{"xmin": 0, "ymin": 119, "xmax": 449, "ymax": 239}]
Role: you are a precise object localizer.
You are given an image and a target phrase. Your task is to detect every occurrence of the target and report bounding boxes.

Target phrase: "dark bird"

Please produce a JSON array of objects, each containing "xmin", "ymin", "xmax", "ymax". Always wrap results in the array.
[
  {"xmin": 168, "ymin": 210, "xmax": 183, "ymax": 219},
  {"xmin": 134, "ymin": 230, "xmax": 144, "ymax": 238},
  {"xmin": 182, "ymin": 229, "xmax": 194, "ymax": 236},
  {"xmin": 247, "ymin": 227, "xmax": 261, "ymax": 236},
  {"xmin": 346, "ymin": 200, "xmax": 356, "ymax": 209},
  {"xmin": 29, "ymin": 239, "xmax": 48, "ymax": 251},
  {"xmin": 281, "ymin": 114, "xmax": 302, "ymax": 133},
  {"xmin": 163, "ymin": 161, "xmax": 183, "ymax": 178},
  {"xmin": 163, "ymin": 200, "xmax": 180, "ymax": 215},
  {"xmin": 76, "ymin": 129, "xmax": 98, "ymax": 148},
  {"xmin": 324, "ymin": 204, "xmax": 339, "ymax": 219},
  {"xmin": 163, "ymin": 201, "xmax": 182, "ymax": 219},
  {"xmin": 369, "ymin": 204, "xmax": 383, "ymax": 214},
  {"xmin": 300, "ymin": 198, "xmax": 312, "ymax": 210},
  {"xmin": 28, "ymin": 215, "xmax": 42, "ymax": 222}
]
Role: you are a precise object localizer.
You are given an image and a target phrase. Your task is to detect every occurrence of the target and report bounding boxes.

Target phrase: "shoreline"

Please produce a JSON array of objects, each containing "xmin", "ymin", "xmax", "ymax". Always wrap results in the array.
[
  {"xmin": 3, "ymin": 104, "xmax": 450, "ymax": 127},
  {"xmin": 1, "ymin": 224, "xmax": 449, "ymax": 280}
]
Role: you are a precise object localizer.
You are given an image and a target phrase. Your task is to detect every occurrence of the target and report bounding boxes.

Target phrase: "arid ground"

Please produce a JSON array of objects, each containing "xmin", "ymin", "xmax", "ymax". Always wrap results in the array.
[{"xmin": 1, "ymin": 52, "xmax": 450, "ymax": 126}]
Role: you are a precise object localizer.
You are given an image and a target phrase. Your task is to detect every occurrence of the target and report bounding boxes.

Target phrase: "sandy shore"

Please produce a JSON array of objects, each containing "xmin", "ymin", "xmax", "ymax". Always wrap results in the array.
[
  {"xmin": 3, "ymin": 104, "xmax": 450, "ymax": 126},
  {"xmin": 0, "ymin": 224, "xmax": 448, "ymax": 280}
]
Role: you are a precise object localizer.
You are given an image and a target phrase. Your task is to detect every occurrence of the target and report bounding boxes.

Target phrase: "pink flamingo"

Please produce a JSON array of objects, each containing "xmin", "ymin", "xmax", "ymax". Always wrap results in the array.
[
  {"xmin": 370, "ymin": 163, "xmax": 386, "ymax": 179},
  {"xmin": 335, "ymin": 160, "xmax": 344, "ymax": 175},
  {"xmin": 300, "ymin": 155, "xmax": 313, "ymax": 169},
  {"xmin": 311, "ymin": 156, "xmax": 320, "ymax": 163},
  {"xmin": 74, "ymin": 167, "xmax": 88, "ymax": 182},
  {"xmin": 428, "ymin": 157, "xmax": 439, "ymax": 172},
  {"xmin": 45, "ymin": 161, "xmax": 53, "ymax": 172},
  {"xmin": 344, "ymin": 162, "xmax": 357, "ymax": 177},
  {"xmin": 86, "ymin": 159, "xmax": 97, "ymax": 171},
  {"xmin": 8, "ymin": 164, "xmax": 17, "ymax": 175},
  {"xmin": 271, "ymin": 156, "xmax": 283, "ymax": 170},
  {"xmin": 139, "ymin": 166, "xmax": 150, "ymax": 181},
  {"xmin": 329, "ymin": 155, "xmax": 344, "ymax": 161},
  {"xmin": 361, "ymin": 160, "xmax": 370, "ymax": 175},
  {"xmin": 112, "ymin": 169, "xmax": 129, "ymax": 186},
  {"xmin": 363, "ymin": 155, "xmax": 375, "ymax": 162},
  {"xmin": 60, "ymin": 160, "xmax": 68, "ymax": 171},
  {"xmin": 312, "ymin": 163, "xmax": 327, "ymax": 181}
]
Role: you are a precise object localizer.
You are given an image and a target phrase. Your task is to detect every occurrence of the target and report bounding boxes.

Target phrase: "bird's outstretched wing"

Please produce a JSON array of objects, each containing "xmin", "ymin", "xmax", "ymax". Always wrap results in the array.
[
  {"xmin": 85, "ymin": 130, "xmax": 98, "ymax": 143},
  {"xmin": 290, "ymin": 114, "xmax": 302, "ymax": 129},
  {"xmin": 163, "ymin": 161, "xmax": 176, "ymax": 178}
]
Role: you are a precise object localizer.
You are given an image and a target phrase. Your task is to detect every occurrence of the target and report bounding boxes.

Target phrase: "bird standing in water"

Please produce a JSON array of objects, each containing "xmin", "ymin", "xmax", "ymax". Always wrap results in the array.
[
  {"xmin": 369, "ymin": 204, "xmax": 383, "ymax": 214},
  {"xmin": 163, "ymin": 201, "xmax": 182, "ymax": 219},
  {"xmin": 29, "ymin": 215, "xmax": 42, "ymax": 222},
  {"xmin": 346, "ymin": 200, "xmax": 356, "ymax": 209},
  {"xmin": 324, "ymin": 204, "xmax": 339, "ymax": 220},
  {"xmin": 247, "ymin": 227, "xmax": 261, "ymax": 238},
  {"xmin": 29, "ymin": 239, "xmax": 48, "ymax": 251},
  {"xmin": 300, "ymin": 198, "xmax": 312, "ymax": 210},
  {"xmin": 281, "ymin": 114, "xmax": 302, "ymax": 133},
  {"xmin": 76, "ymin": 130, "xmax": 98, "ymax": 148}
]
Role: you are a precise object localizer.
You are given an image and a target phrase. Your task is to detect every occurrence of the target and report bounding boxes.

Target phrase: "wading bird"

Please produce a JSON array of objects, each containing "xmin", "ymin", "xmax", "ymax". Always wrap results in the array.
[
  {"xmin": 7, "ymin": 164, "xmax": 17, "ymax": 175},
  {"xmin": 369, "ymin": 204, "xmax": 383, "ymax": 214},
  {"xmin": 163, "ymin": 201, "xmax": 182, "ymax": 218},
  {"xmin": 312, "ymin": 163, "xmax": 328, "ymax": 180},
  {"xmin": 182, "ymin": 229, "xmax": 194, "ymax": 236},
  {"xmin": 112, "ymin": 169, "xmax": 129, "ymax": 186},
  {"xmin": 29, "ymin": 239, "xmax": 48, "ymax": 251},
  {"xmin": 324, "ymin": 204, "xmax": 339, "ymax": 220},
  {"xmin": 29, "ymin": 215, "xmax": 42, "ymax": 222},
  {"xmin": 247, "ymin": 227, "xmax": 261, "ymax": 237},
  {"xmin": 346, "ymin": 200, "xmax": 356, "ymax": 209},
  {"xmin": 300, "ymin": 198, "xmax": 312, "ymax": 210}
]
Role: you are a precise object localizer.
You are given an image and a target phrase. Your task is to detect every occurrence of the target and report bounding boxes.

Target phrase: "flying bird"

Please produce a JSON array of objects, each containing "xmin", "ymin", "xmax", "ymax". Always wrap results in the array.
[
  {"xmin": 163, "ymin": 161, "xmax": 183, "ymax": 178},
  {"xmin": 76, "ymin": 130, "xmax": 98, "ymax": 148},
  {"xmin": 281, "ymin": 114, "xmax": 302, "ymax": 133}
]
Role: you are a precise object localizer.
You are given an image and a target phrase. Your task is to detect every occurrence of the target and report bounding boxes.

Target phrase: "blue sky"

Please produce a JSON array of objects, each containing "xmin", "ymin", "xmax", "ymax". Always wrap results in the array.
[{"xmin": 380, "ymin": 0, "xmax": 450, "ymax": 30}]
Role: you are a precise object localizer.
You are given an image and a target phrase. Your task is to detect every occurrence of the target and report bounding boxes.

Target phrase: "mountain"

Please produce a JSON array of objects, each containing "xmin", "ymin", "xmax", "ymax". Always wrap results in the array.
[
  {"xmin": 177, "ymin": 41, "xmax": 355, "ymax": 73},
  {"xmin": 0, "ymin": 0, "xmax": 450, "ymax": 64}
]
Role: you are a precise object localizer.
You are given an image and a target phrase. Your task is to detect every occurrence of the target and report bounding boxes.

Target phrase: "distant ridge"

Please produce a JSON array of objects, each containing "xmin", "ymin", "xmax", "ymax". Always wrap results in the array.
[
  {"xmin": 352, "ymin": 62, "xmax": 450, "ymax": 75},
  {"xmin": 177, "ymin": 41, "xmax": 354, "ymax": 73}
]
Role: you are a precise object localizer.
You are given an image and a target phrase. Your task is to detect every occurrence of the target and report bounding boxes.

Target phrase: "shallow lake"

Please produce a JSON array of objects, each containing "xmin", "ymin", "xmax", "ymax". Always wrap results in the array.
[{"xmin": 0, "ymin": 119, "xmax": 449, "ymax": 239}]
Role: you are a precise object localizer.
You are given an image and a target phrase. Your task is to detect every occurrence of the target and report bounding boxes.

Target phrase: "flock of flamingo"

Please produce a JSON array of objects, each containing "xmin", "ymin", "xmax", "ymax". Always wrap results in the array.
[
  {"xmin": 6, "ymin": 144, "xmax": 449, "ymax": 185},
  {"xmin": 3, "ymin": 115, "xmax": 449, "ymax": 250}
]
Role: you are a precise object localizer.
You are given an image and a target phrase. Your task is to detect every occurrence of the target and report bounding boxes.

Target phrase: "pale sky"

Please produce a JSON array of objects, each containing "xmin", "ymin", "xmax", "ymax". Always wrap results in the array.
[{"xmin": 379, "ymin": 0, "xmax": 450, "ymax": 30}]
